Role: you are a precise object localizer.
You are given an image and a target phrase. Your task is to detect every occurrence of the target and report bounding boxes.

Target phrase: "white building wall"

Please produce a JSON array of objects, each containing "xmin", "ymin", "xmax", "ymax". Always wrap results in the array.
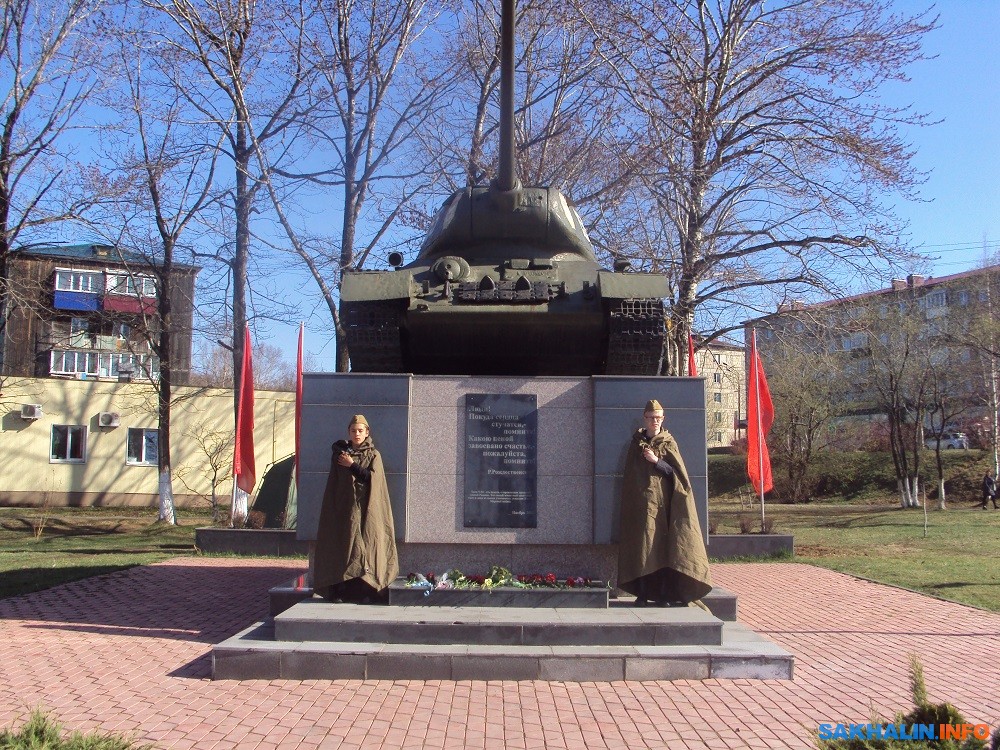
[{"xmin": 0, "ymin": 377, "xmax": 293, "ymax": 507}]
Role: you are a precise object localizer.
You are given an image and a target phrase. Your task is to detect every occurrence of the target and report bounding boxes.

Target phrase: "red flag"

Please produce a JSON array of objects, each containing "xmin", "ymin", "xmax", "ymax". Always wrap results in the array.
[
  {"xmin": 233, "ymin": 327, "xmax": 256, "ymax": 494},
  {"xmin": 688, "ymin": 333, "xmax": 698, "ymax": 377},
  {"xmin": 747, "ymin": 329, "xmax": 774, "ymax": 495},
  {"xmin": 294, "ymin": 323, "xmax": 304, "ymax": 486}
]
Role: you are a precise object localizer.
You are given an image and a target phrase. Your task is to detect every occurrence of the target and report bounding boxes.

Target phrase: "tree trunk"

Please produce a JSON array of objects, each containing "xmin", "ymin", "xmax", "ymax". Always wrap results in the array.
[
  {"xmin": 157, "ymin": 306, "xmax": 176, "ymax": 525},
  {"xmin": 157, "ymin": 236, "xmax": 177, "ymax": 524},
  {"xmin": 232, "ymin": 488, "xmax": 249, "ymax": 528},
  {"xmin": 336, "ymin": 152, "xmax": 359, "ymax": 373},
  {"xmin": 232, "ymin": 123, "xmax": 251, "ymax": 414},
  {"xmin": 937, "ymin": 478, "xmax": 946, "ymax": 510},
  {"xmin": 230, "ymin": 125, "xmax": 251, "ymax": 525}
]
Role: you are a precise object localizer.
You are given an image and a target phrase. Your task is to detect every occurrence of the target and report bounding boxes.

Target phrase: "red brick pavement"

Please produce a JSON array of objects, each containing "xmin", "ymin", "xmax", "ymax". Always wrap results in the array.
[{"xmin": 0, "ymin": 559, "xmax": 997, "ymax": 749}]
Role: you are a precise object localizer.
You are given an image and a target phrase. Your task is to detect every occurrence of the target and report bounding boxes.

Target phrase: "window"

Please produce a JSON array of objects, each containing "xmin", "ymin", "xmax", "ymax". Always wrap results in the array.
[
  {"xmin": 918, "ymin": 290, "xmax": 946, "ymax": 310},
  {"xmin": 127, "ymin": 428, "xmax": 159, "ymax": 466},
  {"xmin": 54, "ymin": 269, "xmax": 102, "ymax": 293},
  {"xmin": 715, "ymin": 432, "xmax": 723, "ymax": 442},
  {"xmin": 713, "ymin": 372, "xmax": 722, "ymax": 384},
  {"xmin": 713, "ymin": 392, "xmax": 722, "ymax": 403},
  {"xmin": 106, "ymin": 272, "xmax": 157, "ymax": 298},
  {"xmin": 51, "ymin": 425, "xmax": 87, "ymax": 462},
  {"xmin": 714, "ymin": 412, "xmax": 722, "ymax": 423},
  {"xmin": 957, "ymin": 290, "xmax": 970, "ymax": 306},
  {"xmin": 50, "ymin": 350, "xmax": 98, "ymax": 376},
  {"xmin": 842, "ymin": 332, "xmax": 866, "ymax": 351}
]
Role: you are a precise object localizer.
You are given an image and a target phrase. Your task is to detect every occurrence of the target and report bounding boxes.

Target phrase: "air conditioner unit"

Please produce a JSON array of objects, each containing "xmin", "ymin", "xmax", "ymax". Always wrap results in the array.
[
  {"xmin": 98, "ymin": 411, "xmax": 121, "ymax": 428},
  {"xmin": 20, "ymin": 404, "xmax": 43, "ymax": 420}
]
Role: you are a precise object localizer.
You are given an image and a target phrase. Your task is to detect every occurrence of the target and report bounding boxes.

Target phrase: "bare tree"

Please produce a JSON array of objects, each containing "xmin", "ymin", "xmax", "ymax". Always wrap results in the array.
[
  {"xmin": 94, "ymin": 16, "xmax": 222, "ymax": 524},
  {"xmin": 923, "ymin": 349, "xmax": 976, "ymax": 510},
  {"xmin": 140, "ymin": 0, "xmax": 311, "ymax": 401},
  {"xmin": 585, "ymin": 0, "xmax": 936, "ymax": 372},
  {"xmin": 175, "ymin": 420, "xmax": 234, "ymax": 522},
  {"xmin": 249, "ymin": 0, "xmax": 451, "ymax": 372},
  {"xmin": 858, "ymin": 301, "xmax": 930, "ymax": 508},
  {"xmin": 763, "ymin": 324, "xmax": 845, "ymax": 502},
  {"xmin": 938, "ymin": 264, "xmax": 1000, "ymax": 478},
  {"xmin": 190, "ymin": 340, "xmax": 293, "ymax": 391},
  {"xmin": 0, "ymin": 0, "xmax": 107, "ymax": 342}
]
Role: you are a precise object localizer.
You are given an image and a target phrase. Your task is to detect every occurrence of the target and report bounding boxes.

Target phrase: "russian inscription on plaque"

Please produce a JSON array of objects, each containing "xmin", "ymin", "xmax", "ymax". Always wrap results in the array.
[{"xmin": 464, "ymin": 393, "xmax": 538, "ymax": 528}]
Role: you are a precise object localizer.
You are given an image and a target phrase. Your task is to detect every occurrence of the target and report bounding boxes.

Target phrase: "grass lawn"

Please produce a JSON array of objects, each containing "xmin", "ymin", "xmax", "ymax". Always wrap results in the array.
[
  {"xmin": 711, "ymin": 497, "xmax": 1000, "ymax": 611},
  {"xmin": 3, "ymin": 501, "xmax": 1000, "ymax": 614},
  {"xmin": 0, "ymin": 506, "xmax": 208, "ymax": 600}
]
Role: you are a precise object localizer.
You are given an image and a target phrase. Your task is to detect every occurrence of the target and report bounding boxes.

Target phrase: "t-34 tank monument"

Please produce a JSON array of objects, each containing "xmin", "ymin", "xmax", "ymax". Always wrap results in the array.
[
  {"xmin": 213, "ymin": 0, "xmax": 793, "ymax": 682},
  {"xmin": 339, "ymin": 6, "xmax": 666, "ymax": 377}
]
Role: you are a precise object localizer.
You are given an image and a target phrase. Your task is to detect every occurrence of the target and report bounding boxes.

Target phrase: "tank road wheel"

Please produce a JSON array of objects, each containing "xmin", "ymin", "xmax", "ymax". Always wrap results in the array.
[
  {"xmin": 605, "ymin": 298, "xmax": 666, "ymax": 375},
  {"xmin": 342, "ymin": 300, "xmax": 405, "ymax": 373}
]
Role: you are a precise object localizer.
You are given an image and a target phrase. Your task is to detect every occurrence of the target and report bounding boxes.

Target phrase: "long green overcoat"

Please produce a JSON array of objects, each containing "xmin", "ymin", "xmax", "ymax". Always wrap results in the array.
[
  {"xmin": 313, "ymin": 437, "xmax": 398, "ymax": 594},
  {"xmin": 617, "ymin": 427, "xmax": 712, "ymax": 604}
]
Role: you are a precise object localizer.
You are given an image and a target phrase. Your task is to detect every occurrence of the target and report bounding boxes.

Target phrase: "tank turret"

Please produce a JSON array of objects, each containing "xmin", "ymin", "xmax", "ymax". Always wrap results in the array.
[{"xmin": 341, "ymin": 0, "xmax": 667, "ymax": 376}]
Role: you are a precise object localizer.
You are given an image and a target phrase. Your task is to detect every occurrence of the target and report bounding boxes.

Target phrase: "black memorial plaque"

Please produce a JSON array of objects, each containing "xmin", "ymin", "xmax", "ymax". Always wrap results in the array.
[{"xmin": 464, "ymin": 393, "xmax": 538, "ymax": 528}]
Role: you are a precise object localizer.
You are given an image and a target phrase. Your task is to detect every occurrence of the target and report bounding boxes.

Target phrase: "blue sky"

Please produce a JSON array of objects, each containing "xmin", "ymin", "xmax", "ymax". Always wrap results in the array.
[
  {"xmin": 273, "ymin": 1, "xmax": 1000, "ymax": 368},
  {"xmin": 887, "ymin": 0, "xmax": 1000, "ymax": 274}
]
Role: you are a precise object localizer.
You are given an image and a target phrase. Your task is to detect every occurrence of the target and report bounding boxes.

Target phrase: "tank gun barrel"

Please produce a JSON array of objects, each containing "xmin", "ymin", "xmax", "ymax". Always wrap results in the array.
[
  {"xmin": 495, "ymin": 0, "xmax": 518, "ymax": 193},
  {"xmin": 338, "ymin": 0, "xmax": 668, "ymax": 377}
]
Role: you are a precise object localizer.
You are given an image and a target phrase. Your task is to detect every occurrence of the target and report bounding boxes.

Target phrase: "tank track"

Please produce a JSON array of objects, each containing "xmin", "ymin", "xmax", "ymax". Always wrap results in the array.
[
  {"xmin": 605, "ymin": 298, "xmax": 666, "ymax": 375},
  {"xmin": 342, "ymin": 300, "xmax": 405, "ymax": 373}
]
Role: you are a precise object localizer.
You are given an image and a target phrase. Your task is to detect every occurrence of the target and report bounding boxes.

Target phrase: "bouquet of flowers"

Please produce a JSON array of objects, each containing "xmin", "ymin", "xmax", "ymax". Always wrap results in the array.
[{"xmin": 405, "ymin": 565, "xmax": 602, "ymax": 591}]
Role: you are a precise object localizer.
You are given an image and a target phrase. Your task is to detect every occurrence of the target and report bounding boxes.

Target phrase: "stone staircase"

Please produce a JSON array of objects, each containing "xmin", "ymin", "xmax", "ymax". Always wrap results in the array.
[{"xmin": 212, "ymin": 580, "xmax": 793, "ymax": 681}]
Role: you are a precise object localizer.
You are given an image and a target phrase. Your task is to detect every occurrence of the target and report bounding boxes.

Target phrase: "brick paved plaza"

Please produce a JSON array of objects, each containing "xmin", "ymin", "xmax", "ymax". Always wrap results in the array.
[{"xmin": 0, "ymin": 559, "xmax": 996, "ymax": 749}]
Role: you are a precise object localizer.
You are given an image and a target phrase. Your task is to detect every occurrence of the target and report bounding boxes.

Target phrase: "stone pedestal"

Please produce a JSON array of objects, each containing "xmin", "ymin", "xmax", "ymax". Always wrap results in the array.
[{"xmin": 297, "ymin": 374, "xmax": 707, "ymax": 582}]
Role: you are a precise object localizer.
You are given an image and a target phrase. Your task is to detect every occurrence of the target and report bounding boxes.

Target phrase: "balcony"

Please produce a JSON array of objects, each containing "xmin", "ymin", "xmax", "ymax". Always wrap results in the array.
[
  {"xmin": 42, "ymin": 334, "xmax": 152, "ymax": 354},
  {"xmin": 103, "ymin": 293, "xmax": 157, "ymax": 315},
  {"xmin": 49, "ymin": 348, "xmax": 159, "ymax": 381},
  {"xmin": 52, "ymin": 268, "xmax": 158, "ymax": 314},
  {"xmin": 53, "ymin": 290, "xmax": 101, "ymax": 312}
]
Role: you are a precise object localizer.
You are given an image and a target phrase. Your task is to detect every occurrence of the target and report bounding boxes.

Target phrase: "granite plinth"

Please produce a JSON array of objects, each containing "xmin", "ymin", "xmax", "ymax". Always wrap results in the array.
[
  {"xmin": 274, "ymin": 598, "xmax": 720, "ymax": 646},
  {"xmin": 213, "ymin": 619, "xmax": 793, "ymax": 682},
  {"xmin": 386, "ymin": 580, "xmax": 609, "ymax": 608},
  {"xmin": 267, "ymin": 576, "xmax": 741, "ymax": 621},
  {"xmin": 194, "ymin": 528, "xmax": 309, "ymax": 557},
  {"xmin": 708, "ymin": 534, "xmax": 794, "ymax": 560}
]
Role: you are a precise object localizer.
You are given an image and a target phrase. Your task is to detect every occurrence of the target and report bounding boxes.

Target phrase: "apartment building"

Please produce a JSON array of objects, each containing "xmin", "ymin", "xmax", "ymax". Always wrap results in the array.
[
  {"xmin": 697, "ymin": 337, "xmax": 746, "ymax": 449},
  {"xmin": 1, "ymin": 242, "xmax": 198, "ymax": 384},
  {"xmin": 748, "ymin": 265, "xmax": 1000, "ymax": 429}
]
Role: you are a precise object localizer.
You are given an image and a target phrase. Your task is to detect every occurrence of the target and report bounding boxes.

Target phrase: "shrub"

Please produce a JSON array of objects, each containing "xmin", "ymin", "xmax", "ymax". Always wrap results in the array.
[
  {"xmin": 760, "ymin": 516, "xmax": 776, "ymax": 534},
  {"xmin": 245, "ymin": 510, "xmax": 266, "ymax": 530},
  {"xmin": 738, "ymin": 515, "xmax": 754, "ymax": 534},
  {"xmin": 816, "ymin": 655, "xmax": 992, "ymax": 750},
  {"xmin": 0, "ymin": 709, "xmax": 152, "ymax": 749}
]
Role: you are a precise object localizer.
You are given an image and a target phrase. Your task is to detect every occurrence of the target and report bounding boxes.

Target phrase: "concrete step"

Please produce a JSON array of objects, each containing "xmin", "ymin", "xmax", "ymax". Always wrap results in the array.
[
  {"xmin": 273, "ymin": 599, "xmax": 723, "ymax": 647},
  {"xmin": 212, "ymin": 620, "xmax": 793, "ymax": 681},
  {"xmin": 268, "ymin": 575, "xmax": 740, "ymax": 621}
]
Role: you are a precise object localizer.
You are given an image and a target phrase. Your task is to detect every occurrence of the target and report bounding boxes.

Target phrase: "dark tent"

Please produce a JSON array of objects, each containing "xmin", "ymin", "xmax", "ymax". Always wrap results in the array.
[{"xmin": 250, "ymin": 454, "xmax": 296, "ymax": 529}]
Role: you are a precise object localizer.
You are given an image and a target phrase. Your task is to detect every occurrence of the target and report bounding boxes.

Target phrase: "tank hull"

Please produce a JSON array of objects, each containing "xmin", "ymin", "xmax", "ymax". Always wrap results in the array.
[
  {"xmin": 341, "ymin": 269, "xmax": 667, "ymax": 377},
  {"xmin": 404, "ymin": 306, "xmax": 605, "ymax": 376}
]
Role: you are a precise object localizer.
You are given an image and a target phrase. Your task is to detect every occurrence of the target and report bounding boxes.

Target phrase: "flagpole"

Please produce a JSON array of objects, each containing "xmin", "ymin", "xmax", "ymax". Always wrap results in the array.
[
  {"xmin": 752, "ymin": 328, "xmax": 766, "ymax": 526},
  {"xmin": 295, "ymin": 322, "xmax": 304, "ymax": 491}
]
